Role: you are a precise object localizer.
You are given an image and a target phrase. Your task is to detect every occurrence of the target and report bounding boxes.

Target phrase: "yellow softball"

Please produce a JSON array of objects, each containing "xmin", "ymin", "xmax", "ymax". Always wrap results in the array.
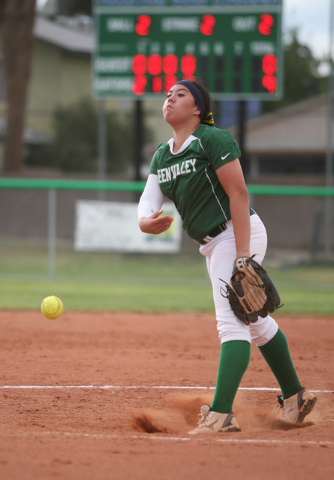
[{"xmin": 41, "ymin": 295, "xmax": 64, "ymax": 320}]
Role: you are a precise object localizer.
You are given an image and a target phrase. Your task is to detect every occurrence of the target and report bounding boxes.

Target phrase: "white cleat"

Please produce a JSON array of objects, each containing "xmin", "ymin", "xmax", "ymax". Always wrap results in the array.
[
  {"xmin": 188, "ymin": 404, "xmax": 240, "ymax": 435},
  {"xmin": 278, "ymin": 388, "xmax": 317, "ymax": 424}
]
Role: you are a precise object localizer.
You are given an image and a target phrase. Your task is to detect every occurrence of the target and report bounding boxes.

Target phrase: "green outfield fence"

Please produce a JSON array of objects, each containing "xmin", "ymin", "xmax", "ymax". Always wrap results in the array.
[
  {"xmin": 0, "ymin": 177, "xmax": 334, "ymax": 196},
  {"xmin": 0, "ymin": 178, "xmax": 334, "ymax": 279}
]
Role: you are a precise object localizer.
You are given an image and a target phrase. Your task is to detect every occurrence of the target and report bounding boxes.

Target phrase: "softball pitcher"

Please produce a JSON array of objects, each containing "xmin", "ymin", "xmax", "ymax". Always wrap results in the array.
[{"xmin": 138, "ymin": 79, "xmax": 317, "ymax": 434}]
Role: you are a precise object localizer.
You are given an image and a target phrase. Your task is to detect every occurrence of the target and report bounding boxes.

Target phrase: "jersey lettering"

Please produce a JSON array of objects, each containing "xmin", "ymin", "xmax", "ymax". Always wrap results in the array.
[{"xmin": 157, "ymin": 158, "xmax": 197, "ymax": 184}]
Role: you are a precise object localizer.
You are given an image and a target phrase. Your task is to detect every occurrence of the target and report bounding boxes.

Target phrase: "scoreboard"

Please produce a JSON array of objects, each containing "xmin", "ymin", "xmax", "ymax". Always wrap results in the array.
[{"xmin": 93, "ymin": 0, "xmax": 283, "ymax": 99}]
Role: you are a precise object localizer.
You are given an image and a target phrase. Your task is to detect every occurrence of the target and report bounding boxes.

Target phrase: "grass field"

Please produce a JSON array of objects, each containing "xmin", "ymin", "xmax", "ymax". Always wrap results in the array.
[{"xmin": 0, "ymin": 240, "xmax": 334, "ymax": 314}]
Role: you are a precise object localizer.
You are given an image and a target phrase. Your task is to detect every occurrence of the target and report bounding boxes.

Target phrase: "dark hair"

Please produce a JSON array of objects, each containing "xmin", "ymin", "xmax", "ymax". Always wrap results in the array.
[{"xmin": 191, "ymin": 79, "xmax": 212, "ymax": 118}]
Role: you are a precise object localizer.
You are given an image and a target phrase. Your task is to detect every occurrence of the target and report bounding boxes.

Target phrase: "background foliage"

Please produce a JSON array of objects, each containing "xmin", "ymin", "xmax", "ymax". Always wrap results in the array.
[
  {"xmin": 264, "ymin": 29, "xmax": 328, "ymax": 113},
  {"xmin": 26, "ymin": 100, "xmax": 153, "ymax": 172}
]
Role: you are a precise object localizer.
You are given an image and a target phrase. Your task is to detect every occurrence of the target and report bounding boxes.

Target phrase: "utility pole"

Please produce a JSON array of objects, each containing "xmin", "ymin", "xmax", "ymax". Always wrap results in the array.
[
  {"xmin": 97, "ymin": 99, "xmax": 107, "ymax": 200},
  {"xmin": 325, "ymin": 0, "xmax": 334, "ymax": 256}
]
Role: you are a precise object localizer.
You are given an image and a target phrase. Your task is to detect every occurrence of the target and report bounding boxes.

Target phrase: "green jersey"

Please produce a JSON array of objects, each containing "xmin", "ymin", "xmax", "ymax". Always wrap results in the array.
[{"xmin": 149, "ymin": 124, "xmax": 251, "ymax": 242}]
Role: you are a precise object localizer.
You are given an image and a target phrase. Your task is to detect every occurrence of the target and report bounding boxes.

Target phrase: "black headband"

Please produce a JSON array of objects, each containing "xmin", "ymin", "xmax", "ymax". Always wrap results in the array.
[{"xmin": 173, "ymin": 80, "xmax": 206, "ymax": 121}]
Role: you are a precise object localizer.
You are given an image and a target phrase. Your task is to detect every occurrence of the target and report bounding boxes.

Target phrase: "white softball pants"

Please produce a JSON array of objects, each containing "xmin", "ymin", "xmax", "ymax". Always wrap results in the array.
[{"xmin": 199, "ymin": 214, "xmax": 278, "ymax": 346}]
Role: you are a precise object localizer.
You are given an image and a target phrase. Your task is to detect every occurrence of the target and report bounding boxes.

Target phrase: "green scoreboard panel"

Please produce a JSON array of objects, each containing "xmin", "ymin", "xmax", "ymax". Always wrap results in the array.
[{"xmin": 93, "ymin": 0, "xmax": 283, "ymax": 99}]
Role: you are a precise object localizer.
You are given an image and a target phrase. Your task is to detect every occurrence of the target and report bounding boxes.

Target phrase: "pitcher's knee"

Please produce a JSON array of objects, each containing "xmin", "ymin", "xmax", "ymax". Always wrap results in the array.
[{"xmin": 250, "ymin": 316, "xmax": 278, "ymax": 346}]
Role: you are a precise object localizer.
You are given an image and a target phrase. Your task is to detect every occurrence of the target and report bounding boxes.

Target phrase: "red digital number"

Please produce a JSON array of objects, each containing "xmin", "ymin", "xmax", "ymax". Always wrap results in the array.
[
  {"xmin": 132, "ymin": 54, "xmax": 147, "ymax": 75},
  {"xmin": 200, "ymin": 14, "xmax": 215, "ymax": 36},
  {"xmin": 132, "ymin": 75, "xmax": 147, "ymax": 95},
  {"xmin": 164, "ymin": 75, "xmax": 178, "ymax": 94},
  {"xmin": 262, "ymin": 75, "xmax": 276, "ymax": 94},
  {"xmin": 135, "ymin": 15, "xmax": 151, "ymax": 36},
  {"xmin": 163, "ymin": 55, "xmax": 178, "ymax": 75},
  {"xmin": 258, "ymin": 14, "xmax": 274, "ymax": 36},
  {"xmin": 148, "ymin": 55, "xmax": 162, "ymax": 76},
  {"xmin": 152, "ymin": 76, "xmax": 163, "ymax": 94},
  {"xmin": 181, "ymin": 54, "xmax": 197, "ymax": 77},
  {"xmin": 262, "ymin": 54, "xmax": 277, "ymax": 75}
]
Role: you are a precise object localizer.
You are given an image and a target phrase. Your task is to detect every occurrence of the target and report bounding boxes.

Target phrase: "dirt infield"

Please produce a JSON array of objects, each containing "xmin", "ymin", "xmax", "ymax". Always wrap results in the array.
[{"xmin": 0, "ymin": 310, "xmax": 333, "ymax": 480}]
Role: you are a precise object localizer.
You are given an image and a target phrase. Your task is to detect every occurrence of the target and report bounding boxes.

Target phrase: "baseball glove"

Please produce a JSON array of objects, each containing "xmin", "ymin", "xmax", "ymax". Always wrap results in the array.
[{"xmin": 222, "ymin": 255, "xmax": 282, "ymax": 325}]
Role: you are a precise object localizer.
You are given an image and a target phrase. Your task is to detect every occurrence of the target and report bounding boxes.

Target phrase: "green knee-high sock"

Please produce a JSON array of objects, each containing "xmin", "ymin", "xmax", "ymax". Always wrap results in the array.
[
  {"xmin": 259, "ymin": 329, "xmax": 301, "ymax": 399},
  {"xmin": 211, "ymin": 341, "xmax": 251, "ymax": 414}
]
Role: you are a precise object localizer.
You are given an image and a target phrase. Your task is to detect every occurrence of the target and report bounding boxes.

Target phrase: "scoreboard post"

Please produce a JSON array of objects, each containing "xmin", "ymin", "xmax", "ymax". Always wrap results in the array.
[{"xmin": 93, "ymin": 0, "xmax": 283, "ymax": 100}]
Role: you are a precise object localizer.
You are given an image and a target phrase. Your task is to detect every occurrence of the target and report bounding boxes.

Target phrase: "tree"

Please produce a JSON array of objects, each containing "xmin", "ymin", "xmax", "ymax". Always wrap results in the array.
[
  {"xmin": 25, "ymin": 100, "xmax": 153, "ymax": 174},
  {"xmin": 0, "ymin": 0, "xmax": 36, "ymax": 173},
  {"xmin": 264, "ymin": 29, "xmax": 327, "ymax": 113}
]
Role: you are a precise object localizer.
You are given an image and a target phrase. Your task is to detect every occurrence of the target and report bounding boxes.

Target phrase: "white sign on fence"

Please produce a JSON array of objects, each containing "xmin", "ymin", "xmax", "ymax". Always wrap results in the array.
[{"xmin": 74, "ymin": 200, "xmax": 182, "ymax": 253}]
